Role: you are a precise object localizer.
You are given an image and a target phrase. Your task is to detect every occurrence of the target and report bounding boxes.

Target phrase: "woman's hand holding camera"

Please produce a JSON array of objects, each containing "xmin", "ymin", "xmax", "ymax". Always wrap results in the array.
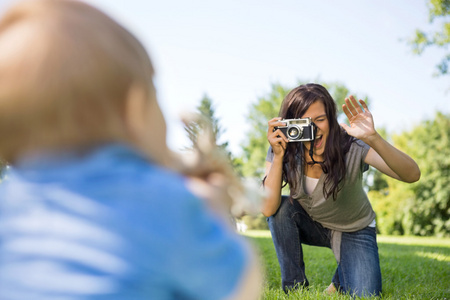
[
  {"xmin": 267, "ymin": 117, "xmax": 289, "ymax": 157},
  {"xmin": 262, "ymin": 117, "xmax": 289, "ymax": 217}
]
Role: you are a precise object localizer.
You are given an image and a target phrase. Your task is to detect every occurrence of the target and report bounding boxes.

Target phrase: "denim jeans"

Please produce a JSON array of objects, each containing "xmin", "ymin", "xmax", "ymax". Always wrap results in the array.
[{"xmin": 267, "ymin": 196, "xmax": 382, "ymax": 297}]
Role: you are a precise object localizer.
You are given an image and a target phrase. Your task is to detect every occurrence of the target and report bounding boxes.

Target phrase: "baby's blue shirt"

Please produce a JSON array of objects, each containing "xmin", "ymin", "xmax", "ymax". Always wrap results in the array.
[{"xmin": 0, "ymin": 144, "xmax": 247, "ymax": 300}]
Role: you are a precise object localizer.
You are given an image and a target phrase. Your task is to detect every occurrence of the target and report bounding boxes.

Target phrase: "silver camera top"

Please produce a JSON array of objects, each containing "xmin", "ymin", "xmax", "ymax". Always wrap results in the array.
[{"xmin": 280, "ymin": 117, "xmax": 312, "ymax": 126}]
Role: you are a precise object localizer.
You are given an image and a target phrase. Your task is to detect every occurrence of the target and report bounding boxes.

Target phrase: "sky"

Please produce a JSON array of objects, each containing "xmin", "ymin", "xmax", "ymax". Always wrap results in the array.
[{"xmin": 1, "ymin": 0, "xmax": 448, "ymax": 156}]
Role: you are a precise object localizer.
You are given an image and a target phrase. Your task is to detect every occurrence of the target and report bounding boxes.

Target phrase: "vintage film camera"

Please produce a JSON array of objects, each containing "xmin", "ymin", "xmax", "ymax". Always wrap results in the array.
[{"xmin": 274, "ymin": 117, "xmax": 315, "ymax": 142}]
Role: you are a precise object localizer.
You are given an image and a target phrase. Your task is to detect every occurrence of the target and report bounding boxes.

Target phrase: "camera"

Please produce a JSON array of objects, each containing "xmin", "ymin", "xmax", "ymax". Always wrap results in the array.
[{"xmin": 274, "ymin": 117, "xmax": 315, "ymax": 142}]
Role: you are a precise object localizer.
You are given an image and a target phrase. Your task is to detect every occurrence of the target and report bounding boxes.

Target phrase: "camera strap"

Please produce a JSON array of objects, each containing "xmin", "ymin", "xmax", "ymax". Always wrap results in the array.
[
  {"xmin": 308, "ymin": 122, "xmax": 318, "ymax": 163},
  {"xmin": 308, "ymin": 122, "xmax": 327, "ymax": 172}
]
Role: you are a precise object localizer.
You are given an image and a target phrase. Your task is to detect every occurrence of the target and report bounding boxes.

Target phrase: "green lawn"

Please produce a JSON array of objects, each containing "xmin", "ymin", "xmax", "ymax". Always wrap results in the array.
[{"xmin": 243, "ymin": 230, "xmax": 450, "ymax": 299}]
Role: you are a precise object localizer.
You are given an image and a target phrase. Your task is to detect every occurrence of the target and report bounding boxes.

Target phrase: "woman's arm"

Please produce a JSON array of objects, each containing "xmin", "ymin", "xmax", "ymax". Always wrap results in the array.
[
  {"xmin": 262, "ymin": 160, "xmax": 283, "ymax": 217},
  {"xmin": 261, "ymin": 117, "xmax": 289, "ymax": 217},
  {"xmin": 341, "ymin": 96, "xmax": 420, "ymax": 183},
  {"xmin": 363, "ymin": 134, "xmax": 420, "ymax": 182}
]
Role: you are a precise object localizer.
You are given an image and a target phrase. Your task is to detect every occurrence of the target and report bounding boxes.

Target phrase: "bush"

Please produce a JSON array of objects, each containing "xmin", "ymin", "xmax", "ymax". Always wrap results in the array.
[
  {"xmin": 369, "ymin": 112, "xmax": 450, "ymax": 237},
  {"xmin": 240, "ymin": 214, "xmax": 269, "ymax": 230}
]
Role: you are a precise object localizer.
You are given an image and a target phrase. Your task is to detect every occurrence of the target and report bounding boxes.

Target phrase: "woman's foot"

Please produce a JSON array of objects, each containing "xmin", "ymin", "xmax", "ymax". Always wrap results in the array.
[{"xmin": 324, "ymin": 283, "xmax": 337, "ymax": 295}]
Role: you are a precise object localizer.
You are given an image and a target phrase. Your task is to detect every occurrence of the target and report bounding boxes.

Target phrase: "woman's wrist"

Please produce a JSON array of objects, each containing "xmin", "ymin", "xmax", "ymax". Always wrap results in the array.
[
  {"xmin": 362, "ymin": 131, "xmax": 381, "ymax": 147},
  {"xmin": 272, "ymin": 153, "xmax": 284, "ymax": 164}
]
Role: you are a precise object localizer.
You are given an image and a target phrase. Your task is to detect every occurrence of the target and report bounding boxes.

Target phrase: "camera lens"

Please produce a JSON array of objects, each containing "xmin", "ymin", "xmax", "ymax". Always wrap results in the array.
[
  {"xmin": 288, "ymin": 127, "xmax": 298, "ymax": 137},
  {"xmin": 287, "ymin": 125, "xmax": 302, "ymax": 139}
]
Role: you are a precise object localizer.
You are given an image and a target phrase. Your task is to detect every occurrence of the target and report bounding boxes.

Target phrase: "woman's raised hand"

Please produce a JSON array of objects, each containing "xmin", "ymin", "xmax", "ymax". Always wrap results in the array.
[
  {"xmin": 340, "ymin": 96, "xmax": 377, "ymax": 142},
  {"xmin": 267, "ymin": 117, "xmax": 289, "ymax": 157}
]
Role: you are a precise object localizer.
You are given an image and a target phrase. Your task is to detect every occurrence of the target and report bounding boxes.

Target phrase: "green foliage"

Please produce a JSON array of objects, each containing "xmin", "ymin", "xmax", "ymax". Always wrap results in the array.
[
  {"xmin": 239, "ymin": 214, "xmax": 269, "ymax": 230},
  {"xmin": 240, "ymin": 80, "xmax": 369, "ymax": 179},
  {"xmin": 399, "ymin": 112, "xmax": 450, "ymax": 236},
  {"xmin": 184, "ymin": 94, "xmax": 244, "ymax": 174},
  {"xmin": 369, "ymin": 187, "xmax": 411, "ymax": 236},
  {"xmin": 184, "ymin": 94, "xmax": 228, "ymax": 151},
  {"xmin": 370, "ymin": 112, "xmax": 450, "ymax": 237},
  {"xmin": 241, "ymin": 83, "xmax": 291, "ymax": 178},
  {"xmin": 408, "ymin": 0, "xmax": 450, "ymax": 76},
  {"xmin": 244, "ymin": 230, "xmax": 450, "ymax": 299}
]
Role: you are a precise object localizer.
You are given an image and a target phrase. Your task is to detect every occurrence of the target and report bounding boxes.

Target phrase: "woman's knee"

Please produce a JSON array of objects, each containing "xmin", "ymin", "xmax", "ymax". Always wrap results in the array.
[
  {"xmin": 267, "ymin": 196, "xmax": 293, "ymax": 231},
  {"xmin": 270, "ymin": 195, "xmax": 292, "ymax": 219}
]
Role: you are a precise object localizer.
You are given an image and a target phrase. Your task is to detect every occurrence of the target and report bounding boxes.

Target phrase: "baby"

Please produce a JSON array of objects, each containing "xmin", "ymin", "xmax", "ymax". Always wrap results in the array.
[{"xmin": 0, "ymin": 0, "xmax": 261, "ymax": 299}]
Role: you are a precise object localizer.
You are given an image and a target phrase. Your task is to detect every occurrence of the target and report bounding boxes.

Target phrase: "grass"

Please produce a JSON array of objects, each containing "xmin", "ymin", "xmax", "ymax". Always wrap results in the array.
[{"xmin": 243, "ymin": 230, "xmax": 450, "ymax": 300}]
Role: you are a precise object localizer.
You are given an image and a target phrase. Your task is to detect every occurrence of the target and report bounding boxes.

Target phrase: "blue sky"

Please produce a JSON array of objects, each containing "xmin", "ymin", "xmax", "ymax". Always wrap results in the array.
[{"xmin": 1, "ymin": 0, "xmax": 448, "ymax": 155}]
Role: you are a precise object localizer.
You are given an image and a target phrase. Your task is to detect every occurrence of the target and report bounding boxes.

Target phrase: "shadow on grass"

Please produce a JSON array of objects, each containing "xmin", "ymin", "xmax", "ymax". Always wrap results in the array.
[{"xmin": 245, "ymin": 231, "xmax": 450, "ymax": 299}]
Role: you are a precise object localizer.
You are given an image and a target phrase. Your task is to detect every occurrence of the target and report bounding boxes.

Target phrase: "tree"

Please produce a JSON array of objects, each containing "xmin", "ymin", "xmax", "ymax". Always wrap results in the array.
[
  {"xmin": 184, "ymin": 94, "xmax": 228, "ymax": 150},
  {"xmin": 397, "ymin": 112, "xmax": 449, "ymax": 236},
  {"xmin": 240, "ymin": 83, "xmax": 290, "ymax": 179},
  {"xmin": 184, "ymin": 94, "xmax": 242, "ymax": 174},
  {"xmin": 240, "ymin": 80, "xmax": 370, "ymax": 179},
  {"xmin": 408, "ymin": 0, "xmax": 450, "ymax": 76},
  {"xmin": 369, "ymin": 112, "xmax": 450, "ymax": 236}
]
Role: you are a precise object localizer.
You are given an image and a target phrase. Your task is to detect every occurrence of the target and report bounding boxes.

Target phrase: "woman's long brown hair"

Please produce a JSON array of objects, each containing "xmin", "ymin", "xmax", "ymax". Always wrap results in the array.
[{"xmin": 278, "ymin": 83, "xmax": 355, "ymax": 201}]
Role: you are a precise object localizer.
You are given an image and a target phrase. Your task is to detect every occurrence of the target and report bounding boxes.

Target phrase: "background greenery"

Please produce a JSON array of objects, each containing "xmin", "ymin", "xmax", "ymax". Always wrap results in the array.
[{"xmin": 407, "ymin": 0, "xmax": 450, "ymax": 76}]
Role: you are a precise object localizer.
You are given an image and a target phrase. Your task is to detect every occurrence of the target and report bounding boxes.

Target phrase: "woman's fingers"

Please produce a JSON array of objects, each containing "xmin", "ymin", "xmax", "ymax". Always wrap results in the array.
[
  {"xmin": 270, "ymin": 128, "xmax": 288, "ymax": 141},
  {"xmin": 359, "ymin": 99, "xmax": 370, "ymax": 112},
  {"xmin": 344, "ymin": 96, "xmax": 368, "ymax": 118},
  {"xmin": 267, "ymin": 117, "xmax": 292, "ymax": 155},
  {"xmin": 267, "ymin": 118, "xmax": 288, "ymax": 142},
  {"xmin": 342, "ymin": 103, "xmax": 353, "ymax": 120},
  {"xmin": 272, "ymin": 140, "xmax": 287, "ymax": 156},
  {"xmin": 267, "ymin": 125, "xmax": 287, "ymax": 155},
  {"xmin": 268, "ymin": 131, "xmax": 288, "ymax": 150},
  {"xmin": 267, "ymin": 117, "xmax": 285, "ymax": 131},
  {"xmin": 349, "ymin": 95, "xmax": 364, "ymax": 114},
  {"xmin": 344, "ymin": 97, "xmax": 357, "ymax": 116}
]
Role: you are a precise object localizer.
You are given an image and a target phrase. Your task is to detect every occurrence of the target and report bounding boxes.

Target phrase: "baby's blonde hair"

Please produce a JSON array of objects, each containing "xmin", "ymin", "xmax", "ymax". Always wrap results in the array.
[{"xmin": 0, "ymin": 0, "xmax": 155, "ymax": 163}]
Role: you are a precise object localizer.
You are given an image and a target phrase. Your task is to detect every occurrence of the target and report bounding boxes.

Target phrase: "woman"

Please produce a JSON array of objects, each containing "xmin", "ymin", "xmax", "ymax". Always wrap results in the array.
[{"xmin": 262, "ymin": 83, "xmax": 420, "ymax": 297}]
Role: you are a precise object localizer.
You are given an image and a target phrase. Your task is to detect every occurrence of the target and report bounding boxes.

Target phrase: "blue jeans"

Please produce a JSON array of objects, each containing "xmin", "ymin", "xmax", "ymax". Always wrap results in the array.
[{"xmin": 267, "ymin": 196, "xmax": 382, "ymax": 297}]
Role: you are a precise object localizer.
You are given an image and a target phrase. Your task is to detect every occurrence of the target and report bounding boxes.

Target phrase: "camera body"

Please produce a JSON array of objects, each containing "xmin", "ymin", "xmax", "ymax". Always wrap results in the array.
[{"xmin": 275, "ymin": 117, "xmax": 315, "ymax": 142}]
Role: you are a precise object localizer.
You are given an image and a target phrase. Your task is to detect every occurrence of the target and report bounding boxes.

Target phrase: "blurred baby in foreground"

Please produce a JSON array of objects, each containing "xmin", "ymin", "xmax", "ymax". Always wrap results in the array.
[{"xmin": 0, "ymin": 0, "xmax": 261, "ymax": 299}]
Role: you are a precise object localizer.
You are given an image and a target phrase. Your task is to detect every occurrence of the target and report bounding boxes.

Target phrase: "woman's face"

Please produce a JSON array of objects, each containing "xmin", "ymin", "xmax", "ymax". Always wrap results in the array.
[{"xmin": 300, "ymin": 100, "xmax": 329, "ymax": 159}]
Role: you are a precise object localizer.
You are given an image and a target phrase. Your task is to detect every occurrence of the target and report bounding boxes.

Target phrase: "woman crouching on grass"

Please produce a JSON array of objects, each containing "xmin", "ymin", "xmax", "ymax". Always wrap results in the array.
[{"xmin": 262, "ymin": 83, "xmax": 420, "ymax": 297}]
